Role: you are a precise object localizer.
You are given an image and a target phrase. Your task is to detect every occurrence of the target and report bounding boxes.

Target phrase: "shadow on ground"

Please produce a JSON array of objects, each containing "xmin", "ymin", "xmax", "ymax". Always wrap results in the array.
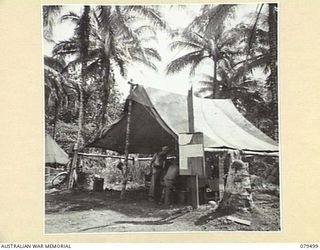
[
  {"xmin": 45, "ymin": 187, "xmax": 281, "ymax": 232},
  {"xmin": 45, "ymin": 188, "xmax": 186, "ymax": 219},
  {"xmin": 78, "ymin": 208, "xmax": 191, "ymax": 232}
]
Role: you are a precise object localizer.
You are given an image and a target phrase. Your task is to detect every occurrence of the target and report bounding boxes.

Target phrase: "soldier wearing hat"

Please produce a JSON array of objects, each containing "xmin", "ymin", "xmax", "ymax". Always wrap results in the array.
[
  {"xmin": 162, "ymin": 158, "xmax": 179, "ymax": 206},
  {"xmin": 148, "ymin": 146, "xmax": 170, "ymax": 202}
]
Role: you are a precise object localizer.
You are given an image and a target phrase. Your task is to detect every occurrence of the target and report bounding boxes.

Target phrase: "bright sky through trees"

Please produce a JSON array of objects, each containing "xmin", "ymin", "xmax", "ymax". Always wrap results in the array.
[{"xmin": 43, "ymin": 4, "xmax": 264, "ymax": 97}]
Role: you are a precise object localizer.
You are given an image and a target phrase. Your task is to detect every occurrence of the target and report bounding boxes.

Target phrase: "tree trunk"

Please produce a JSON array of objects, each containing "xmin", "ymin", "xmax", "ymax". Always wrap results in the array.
[
  {"xmin": 52, "ymin": 100, "xmax": 59, "ymax": 139},
  {"xmin": 217, "ymin": 155, "xmax": 254, "ymax": 213},
  {"xmin": 120, "ymin": 83, "xmax": 134, "ymax": 200},
  {"xmin": 76, "ymin": 5, "xmax": 90, "ymax": 147},
  {"xmin": 100, "ymin": 57, "xmax": 111, "ymax": 127},
  {"xmin": 213, "ymin": 60, "xmax": 219, "ymax": 99},
  {"xmin": 269, "ymin": 3, "xmax": 278, "ymax": 142},
  {"xmin": 68, "ymin": 148, "xmax": 78, "ymax": 190},
  {"xmin": 77, "ymin": 83, "xmax": 84, "ymax": 147},
  {"xmin": 68, "ymin": 78, "xmax": 84, "ymax": 190},
  {"xmin": 68, "ymin": 5, "xmax": 91, "ymax": 190}
]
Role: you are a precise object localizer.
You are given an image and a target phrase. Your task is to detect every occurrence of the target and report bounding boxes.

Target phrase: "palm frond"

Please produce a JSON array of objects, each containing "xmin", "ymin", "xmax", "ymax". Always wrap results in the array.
[
  {"xmin": 181, "ymin": 31, "xmax": 208, "ymax": 47},
  {"xmin": 44, "ymin": 63, "xmax": 75, "ymax": 101},
  {"xmin": 230, "ymin": 53, "xmax": 269, "ymax": 83},
  {"xmin": 95, "ymin": 6, "xmax": 112, "ymax": 35},
  {"xmin": 43, "ymin": 6, "xmax": 62, "ymax": 26},
  {"xmin": 186, "ymin": 5, "xmax": 211, "ymax": 33},
  {"xmin": 44, "ymin": 56, "xmax": 66, "ymax": 72},
  {"xmin": 46, "ymin": 73, "xmax": 68, "ymax": 98},
  {"xmin": 60, "ymin": 11, "xmax": 80, "ymax": 23},
  {"xmin": 169, "ymin": 40, "xmax": 203, "ymax": 51},
  {"xmin": 166, "ymin": 50, "xmax": 206, "ymax": 75},
  {"xmin": 186, "ymin": 4, "xmax": 236, "ymax": 37},
  {"xmin": 232, "ymin": 53, "xmax": 266, "ymax": 68},
  {"xmin": 190, "ymin": 55, "xmax": 206, "ymax": 76},
  {"xmin": 131, "ymin": 55, "xmax": 158, "ymax": 71},
  {"xmin": 52, "ymin": 40, "xmax": 79, "ymax": 56},
  {"xmin": 128, "ymin": 46, "xmax": 148, "ymax": 66},
  {"xmin": 218, "ymin": 28, "xmax": 243, "ymax": 48},
  {"xmin": 204, "ymin": 4, "xmax": 237, "ymax": 37},
  {"xmin": 134, "ymin": 25, "xmax": 157, "ymax": 37},
  {"xmin": 90, "ymin": 27, "xmax": 104, "ymax": 43},
  {"xmin": 43, "ymin": 6, "xmax": 63, "ymax": 41},
  {"xmin": 144, "ymin": 48, "xmax": 161, "ymax": 61},
  {"xmin": 113, "ymin": 56, "xmax": 127, "ymax": 77},
  {"xmin": 110, "ymin": 42, "xmax": 128, "ymax": 77},
  {"xmin": 125, "ymin": 5, "xmax": 168, "ymax": 30},
  {"xmin": 114, "ymin": 6, "xmax": 135, "ymax": 39}
]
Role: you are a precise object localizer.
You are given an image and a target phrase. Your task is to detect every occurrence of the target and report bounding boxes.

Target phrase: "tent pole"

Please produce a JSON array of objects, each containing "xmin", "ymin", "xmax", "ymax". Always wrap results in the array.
[
  {"xmin": 187, "ymin": 84, "xmax": 199, "ymax": 209},
  {"xmin": 120, "ymin": 80, "xmax": 136, "ymax": 200},
  {"xmin": 187, "ymin": 85, "xmax": 195, "ymax": 133},
  {"xmin": 68, "ymin": 143, "xmax": 78, "ymax": 190}
]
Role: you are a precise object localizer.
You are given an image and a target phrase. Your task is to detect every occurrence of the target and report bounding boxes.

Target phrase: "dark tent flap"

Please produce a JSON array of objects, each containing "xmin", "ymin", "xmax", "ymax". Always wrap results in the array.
[
  {"xmin": 89, "ymin": 85, "xmax": 278, "ymax": 154},
  {"xmin": 89, "ymin": 101, "xmax": 177, "ymax": 154}
]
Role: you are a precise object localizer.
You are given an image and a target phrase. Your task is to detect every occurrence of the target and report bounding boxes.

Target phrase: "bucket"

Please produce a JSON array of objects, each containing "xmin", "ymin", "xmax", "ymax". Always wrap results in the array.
[{"xmin": 93, "ymin": 177, "xmax": 104, "ymax": 192}]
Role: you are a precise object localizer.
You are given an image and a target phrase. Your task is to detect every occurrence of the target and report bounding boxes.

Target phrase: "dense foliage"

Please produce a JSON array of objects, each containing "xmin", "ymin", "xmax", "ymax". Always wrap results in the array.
[
  {"xmin": 44, "ymin": 5, "xmax": 168, "ymax": 147},
  {"xmin": 166, "ymin": 4, "xmax": 278, "ymax": 140}
]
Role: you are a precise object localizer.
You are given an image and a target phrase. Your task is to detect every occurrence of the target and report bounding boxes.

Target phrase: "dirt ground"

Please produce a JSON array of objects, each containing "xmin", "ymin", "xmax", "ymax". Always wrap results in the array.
[{"xmin": 45, "ymin": 186, "xmax": 280, "ymax": 233}]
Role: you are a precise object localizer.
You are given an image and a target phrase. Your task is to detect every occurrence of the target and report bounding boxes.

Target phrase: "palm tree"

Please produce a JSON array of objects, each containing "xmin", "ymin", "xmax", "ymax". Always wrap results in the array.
[
  {"xmin": 50, "ymin": 11, "xmax": 97, "ymax": 129},
  {"xmin": 225, "ymin": 4, "xmax": 278, "ymax": 140},
  {"xmin": 268, "ymin": 4, "xmax": 278, "ymax": 141},
  {"xmin": 90, "ymin": 6, "xmax": 164, "ymax": 125},
  {"xmin": 166, "ymin": 4, "xmax": 238, "ymax": 98},
  {"xmin": 166, "ymin": 28, "xmax": 241, "ymax": 98},
  {"xmin": 43, "ymin": 6, "xmax": 63, "ymax": 42},
  {"xmin": 44, "ymin": 56, "xmax": 78, "ymax": 138},
  {"xmin": 54, "ymin": 5, "xmax": 165, "ymax": 126},
  {"xmin": 51, "ymin": 6, "xmax": 91, "ymax": 148},
  {"xmin": 60, "ymin": 5, "xmax": 91, "ymax": 190},
  {"xmin": 168, "ymin": 4, "xmax": 277, "ymax": 139},
  {"xmin": 76, "ymin": 5, "xmax": 91, "ymax": 148},
  {"xmin": 187, "ymin": 4, "xmax": 236, "ymax": 33}
]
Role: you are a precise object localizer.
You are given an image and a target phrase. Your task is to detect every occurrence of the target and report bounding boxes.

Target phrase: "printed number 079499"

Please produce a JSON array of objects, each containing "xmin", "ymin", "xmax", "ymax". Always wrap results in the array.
[{"xmin": 300, "ymin": 244, "xmax": 319, "ymax": 248}]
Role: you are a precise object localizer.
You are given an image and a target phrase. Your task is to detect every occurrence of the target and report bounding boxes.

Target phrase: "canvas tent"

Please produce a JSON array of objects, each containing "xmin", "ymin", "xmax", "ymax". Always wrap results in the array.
[
  {"xmin": 45, "ymin": 134, "xmax": 69, "ymax": 165},
  {"xmin": 88, "ymin": 85, "xmax": 278, "ymax": 155}
]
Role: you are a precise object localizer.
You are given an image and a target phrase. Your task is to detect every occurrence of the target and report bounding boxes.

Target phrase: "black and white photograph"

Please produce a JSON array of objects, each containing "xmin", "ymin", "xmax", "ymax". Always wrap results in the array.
[{"xmin": 43, "ymin": 3, "xmax": 280, "ymax": 234}]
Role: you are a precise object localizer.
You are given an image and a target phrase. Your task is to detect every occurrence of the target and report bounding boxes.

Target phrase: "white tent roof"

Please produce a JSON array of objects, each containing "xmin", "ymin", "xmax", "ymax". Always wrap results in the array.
[{"xmin": 45, "ymin": 134, "xmax": 69, "ymax": 165}]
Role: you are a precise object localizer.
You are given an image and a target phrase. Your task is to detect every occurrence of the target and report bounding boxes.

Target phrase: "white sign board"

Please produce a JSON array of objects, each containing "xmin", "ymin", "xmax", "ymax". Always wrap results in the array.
[{"xmin": 178, "ymin": 132, "xmax": 205, "ymax": 176}]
